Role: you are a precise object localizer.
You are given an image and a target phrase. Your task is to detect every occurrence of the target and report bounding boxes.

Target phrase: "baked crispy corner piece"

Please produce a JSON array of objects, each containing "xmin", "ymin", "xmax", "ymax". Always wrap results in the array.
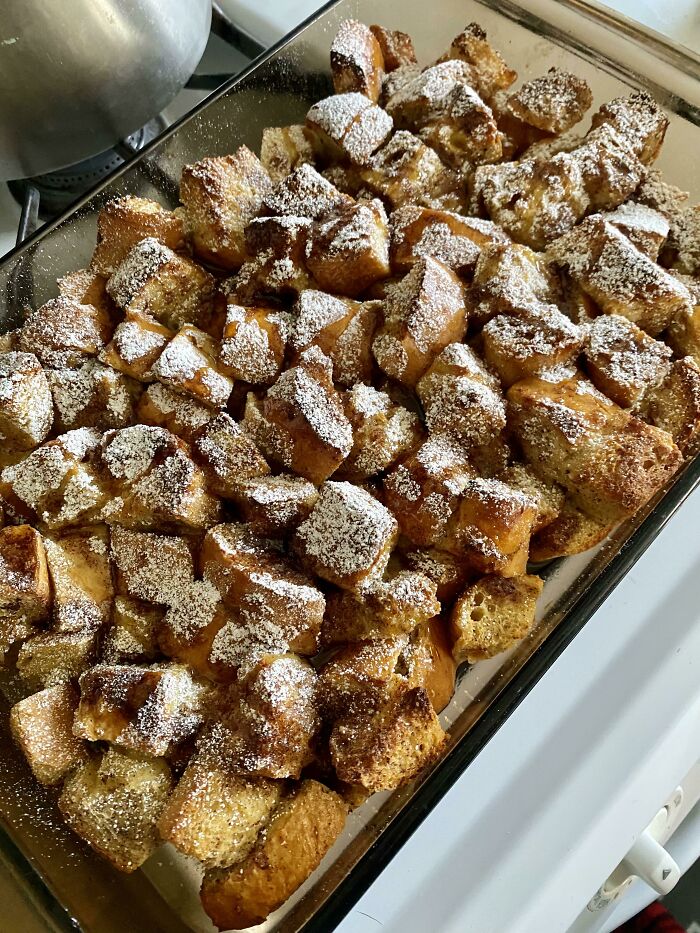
[
  {"xmin": 10, "ymin": 684, "xmax": 86, "ymax": 785},
  {"xmin": 450, "ymin": 573, "xmax": 543, "ymax": 663},
  {"xmin": 505, "ymin": 68, "xmax": 592, "ymax": 135},
  {"xmin": 331, "ymin": 19, "xmax": 385, "ymax": 102},
  {"xmin": 447, "ymin": 22, "xmax": 517, "ymax": 100},
  {"xmin": 590, "ymin": 90, "xmax": 669, "ymax": 165},
  {"xmin": 200, "ymin": 780, "xmax": 347, "ymax": 930},
  {"xmin": 91, "ymin": 196, "xmax": 185, "ymax": 276},
  {"xmin": 59, "ymin": 747, "xmax": 172, "ymax": 872}
]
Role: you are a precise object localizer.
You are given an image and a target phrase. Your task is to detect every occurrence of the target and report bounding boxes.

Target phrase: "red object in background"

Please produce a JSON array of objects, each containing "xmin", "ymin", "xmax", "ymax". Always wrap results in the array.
[{"xmin": 615, "ymin": 901, "xmax": 686, "ymax": 933}]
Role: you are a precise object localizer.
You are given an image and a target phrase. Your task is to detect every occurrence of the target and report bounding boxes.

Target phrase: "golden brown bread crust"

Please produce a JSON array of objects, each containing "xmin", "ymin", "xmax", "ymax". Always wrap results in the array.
[
  {"xmin": 91, "ymin": 196, "xmax": 185, "ymax": 276},
  {"xmin": 529, "ymin": 501, "xmax": 615, "ymax": 562},
  {"xmin": 10, "ymin": 684, "xmax": 86, "ymax": 785}
]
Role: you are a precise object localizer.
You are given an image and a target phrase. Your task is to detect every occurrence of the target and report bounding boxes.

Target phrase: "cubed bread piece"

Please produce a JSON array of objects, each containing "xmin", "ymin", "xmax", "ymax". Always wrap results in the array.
[
  {"xmin": 100, "ymin": 311, "xmax": 174, "ymax": 382},
  {"xmin": 567, "ymin": 125, "xmax": 645, "ymax": 212},
  {"xmin": 369, "ymin": 25, "xmax": 416, "ymax": 71},
  {"xmin": 583, "ymin": 314, "xmax": 672, "ymax": 407},
  {"xmin": 106, "ymin": 238, "xmax": 216, "ymax": 333},
  {"xmin": 438, "ymin": 477, "xmax": 537, "ymax": 576},
  {"xmin": 331, "ymin": 20, "xmax": 385, "ymax": 101},
  {"xmin": 91, "ymin": 196, "xmax": 185, "ymax": 276},
  {"xmin": 200, "ymin": 780, "xmax": 347, "ymax": 931},
  {"xmin": 505, "ymin": 68, "xmax": 592, "ymax": 134},
  {"xmin": 667, "ymin": 304, "xmax": 700, "ymax": 369},
  {"xmin": 0, "ymin": 352, "xmax": 53, "ymax": 449},
  {"xmin": 180, "ymin": 147, "xmax": 272, "ymax": 269},
  {"xmin": 0, "ymin": 525, "xmax": 50, "ymax": 652},
  {"xmin": 74, "ymin": 662, "xmax": 207, "ymax": 755},
  {"xmin": 158, "ymin": 745, "xmax": 282, "ymax": 866},
  {"xmin": 666, "ymin": 206, "xmax": 700, "ymax": 276},
  {"xmin": 44, "ymin": 526, "xmax": 112, "ymax": 634},
  {"xmin": 450, "ymin": 573, "xmax": 543, "ymax": 663},
  {"xmin": 58, "ymin": 269, "xmax": 114, "ymax": 319},
  {"xmin": 447, "ymin": 22, "xmax": 517, "ymax": 100},
  {"xmin": 59, "ymin": 747, "xmax": 172, "ymax": 872},
  {"xmin": 507, "ymin": 375, "xmax": 683, "ymax": 522},
  {"xmin": 17, "ymin": 630, "xmax": 96, "ymax": 690},
  {"xmin": 420, "ymin": 83, "xmax": 503, "ymax": 170},
  {"xmin": 471, "ymin": 241, "xmax": 559, "ymax": 325},
  {"xmin": 305, "ymin": 199, "xmax": 391, "ymax": 297},
  {"xmin": 192, "ymin": 413, "xmax": 270, "ymax": 497},
  {"xmin": 101, "ymin": 596, "xmax": 163, "ymax": 664},
  {"xmin": 384, "ymin": 60, "xmax": 478, "ymax": 129},
  {"xmin": 529, "ymin": 500, "xmax": 615, "ymax": 562},
  {"xmin": 380, "ymin": 62, "xmax": 421, "ymax": 107},
  {"xmin": 498, "ymin": 463, "xmax": 565, "ymax": 533},
  {"xmin": 602, "ymin": 202, "xmax": 670, "ymax": 260},
  {"xmin": 481, "ymin": 303, "xmax": 583, "ymax": 388},
  {"xmin": 260, "ymin": 124, "xmax": 317, "ymax": 182},
  {"xmin": 110, "ymin": 525, "xmax": 195, "ymax": 605},
  {"xmin": 360, "ymin": 131, "xmax": 464, "ymax": 211},
  {"xmin": 636, "ymin": 358, "xmax": 700, "ymax": 453},
  {"xmin": 150, "ymin": 325, "xmax": 233, "ymax": 409},
  {"xmin": 261, "ymin": 163, "xmax": 353, "ymax": 221},
  {"xmin": 390, "ymin": 205, "xmax": 507, "ymax": 276},
  {"xmin": 136, "ymin": 381, "xmax": 212, "ymax": 441},
  {"xmin": 417, "ymin": 342, "xmax": 506, "ymax": 443},
  {"xmin": 373, "ymin": 256, "xmax": 467, "ymax": 386},
  {"xmin": 293, "ymin": 481, "xmax": 398, "ymax": 590},
  {"xmin": 48, "ymin": 360, "xmax": 137, "ymax": 432},
  {"xmin": 403, "ymin": 546, "xmax": 471, "ymax": 602},
  {"xmin": 18, "ymin": 297, "xmax": 112, "ymax": 369},
  {"xmin": 341, "ymin": 384, "xmax": 422, "ymax": 479},
  {"xmin": 590, "ymin": 90, "xmax": 668, "ymax": 164},
  {"xmin": 309, "ymin": 94, "xmax": 392, "ymax": 167},
  {"xmin": 229, "ymin": 474, "xmax": 318, "ymax": 537},
  {"xmin": 10, "ymin": 684, "xmax": 86, "ymax": 785},
  {"xmin": 232, "ymin": 215, "xmax": 313, "ymax": 304},
  {"xmin": 383, "ymin": 435, "xmax": 474, "ymax": 546},
  {"xmin": 202, "ymin": 523, "xmax": 325, "ymax": 657},
  {"xmin": 158, "ymin": 580, "xmax": 234, "ymax": 680},
  {"xmin": 322, "ymin": 570, "xmax": 439, "ymax": 643},
  {"xmin": 219, "ymin": 304, "xmax": 290, "ymax": 386},
  {"xmin": 243, "ymin": 347, "xmax": 353, "ymax": 484},
  {"xmin": 330, "ymin": 684, "xmax": 446, "ymax": 792}
]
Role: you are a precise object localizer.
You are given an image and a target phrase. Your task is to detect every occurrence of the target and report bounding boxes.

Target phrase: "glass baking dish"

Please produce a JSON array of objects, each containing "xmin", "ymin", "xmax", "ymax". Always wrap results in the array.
[{"xmin": 1, "ymin": 0, "xmax": 699, "ymax": 930}]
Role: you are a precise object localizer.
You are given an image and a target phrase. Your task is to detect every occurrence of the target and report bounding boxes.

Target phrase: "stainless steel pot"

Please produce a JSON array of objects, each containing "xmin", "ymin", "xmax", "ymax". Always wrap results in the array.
[{"xmin": 0, "ymin": 0, "xmax": 211, "ymax": 180}]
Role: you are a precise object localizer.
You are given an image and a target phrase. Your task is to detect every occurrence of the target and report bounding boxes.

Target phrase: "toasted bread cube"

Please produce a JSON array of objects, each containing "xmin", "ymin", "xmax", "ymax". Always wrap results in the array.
[
  {"xmin": 373, "ymin": 256, "xmax": 467, "ymax": 386},
  {"xmin": 451, "ymin": 573, "xmax": 543, "ymax": 663},
  {"xmin": 0, "ymin": 351, "xmax": 53, "ymax": 450},
  {"xmin": 505, "ymin": 68, "xmax": 592, "ymax": 134},
  {"xmin": 331, "ymin": 19, "xmax": 385, "ymax": 102},
  {"xmin": 244, "ymin": 347, "xmax": 353, "ymax": 484},
  {"xmin": 136, "ymin": 381, "xmax": 212, "ymax": 441},
  {"xmin": 18, "ymin": 297, "xmax": 112, "ymax": 369},
  {"xmin": 636, "ymin": 358, "xmax": 700, "ymax": 453},
  {"xmin": 305, "ymin": 199, "xmax": 390, "ymax": 297},
  {"xmin": 307, "ymin": 93, "xmax": 392, "ymax": 166},
  {"xmin": 403, "ymin": 546, "xmax": 472, "ymax": 602},
  {"xmin": 507, "ymin": 375, "xmax": 683, "ymax": 522},
  {"xmin": 0, "ymin": 526, "xmax": 50, "ymax": 650},
  {"xmin": 17, "ymin": 630, "xmax": 96, "ymax": 690},
  {"xmin": 567, "ymin": 125, "xmax": 644, "ymax": 212},
  {"xmin": 420, "ymin": 83, "xmax": 503, "ymax": 170},
  {"xmin": 385, "ymin": 60, "xmax": 478, "ymax": 129},
  {"xmin": 192, "ymin": 412, "xmax": 270, "ymax": 497},
  {"xmin": 158, "ymin": 746, "xmax": 282, "ymax": 866},
  {"xmin": 200, "ymin": 780, "xmax": 347, "ymax": 931},
  {"xmin": 498, "ymin": 463, "xmax": 565, "ymax": 534},
  {"xmin": 549, "ymin": 217, "xmax": 692, "ymax": 336},
  {"xmin": 383, "ymin": 435, "xmax": 474, "ymax": 546},
  {"xmin": 666, "ymin": 206, "xmax": 700, "ymax": 276},
  {"xmin": 110, "ymin": 525, "xmax": 194, "ymax": 605},
  {"xmin": 330, "ymin": 684, "xmax": 446, "ymax": 792},
  {"xmin": 232, "ymin": 214, "xmax": 313, "ymax": 303},
  {"xmin": 158, "ymin": 580, "xmax": 232, "ymax": 680},
  {"xmin": 417, "ymin": 342, "xmax": 506, "ymax": 442},
  {"xmin": 529, "ymin": 500, "xmax": 615, "ymax": 562},
  {"xmin": 369, "ymin": 24, "xmax": 416, "ymax": 71},
  {"xmin": 260, "ymin": 125, "xmax": 317, "ymax": 182},
  {"xmin": 341, "ymin": 384, "xmax": 422, "ymax": 479},
  {"xmin": 91, "ymin": 196, "xmax": 185, "ymax": 276},
  {"xmin": 667, "ymin": 304, "xmax": 700, "ymax": 368},
  {"xmin": 380, "ymin": 62, "xmax": 421, "ymax": 106},
  {"xmin": 180, "ymin": 147, "xmax": 272, "ymax": 270},
  {"xmin": 361, "ymin": 130, "xmax": 463, "ymax": 211},
  {"xmin": 390, "ymin": 205, "xmax": 507, "ymax": 276},
  {"xmin": 447, "ymin": 22, "xmax": 517, "ymax": 100},
  {"xmin": 229, "ymin": 474, "xmax": 318, "ymax": 537},
  {"xmin": 48, "ymin": 360, "xmax": 137, "ymax": 432},
  {"xmin": 219, "ymin": 304, "xmax": 290, "ymax": 386},
  {"xmin": 100, "ymin": 311, "xmax": 174, "ymax": 382},
  {"xmin": 261, "ymin": 163, "xmax": 353, "ymax": 221},
  {"xmin": 202, "ymin": 523, "xmax": 325, "ymax": 656},
  {"xmin": 583, "ymin": 314, "xmax": 672, "ymax": 407},
  {"xmin": 59, "ymin": 747, "xmax": 172, "ymax": 872},
  {"xmin": 590, "ymin": 90, "xmax": 668, "ymax": 164},
  {"xmin": 151, "ymin": 325, "xmax": 233, "ymax": 409},
  {"xmin": 102, "ymin": 596, "xmax": 163, "ymax": 664},
  {"xmin": 322, "ymin": 570, "xmax": 439, "ymax": 644},
  {"xmin": 481, "ymin": 303, "xmax": 583, "ymax": 388},
  {"xmin": 58, "ymin": 269, "xmax": 114, "ymax": 318},
  {"xmin": 74, "ymin": 662, "xmax": 207, "ymax": 756},
  {"xmin": 44, "ymin": 526, "xmax": 112, "ymax": 634},
  {"xmin": 602, "ymin": 202, "xmax": 670, "ymax": 260},
  {"xmin": 471, "ymin": 240, "xmax": 559, "ymax": 325},
  {"xmin": 106, "ymin": 238, "xmax": 215, "ymax": 333},
  {"xmin": 10, "ymin": 684, "xmax": 86, "ymax": 785},
  {"xmin": 294, "ymin": 481, "xmax": 397, "ymax": 591}
]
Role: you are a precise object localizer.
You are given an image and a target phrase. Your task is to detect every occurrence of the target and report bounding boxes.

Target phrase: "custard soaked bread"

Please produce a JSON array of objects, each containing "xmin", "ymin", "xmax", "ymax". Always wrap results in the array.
[{"xmin": 2, "ymin": 15, "xmax": 699, "ymax": 931}]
